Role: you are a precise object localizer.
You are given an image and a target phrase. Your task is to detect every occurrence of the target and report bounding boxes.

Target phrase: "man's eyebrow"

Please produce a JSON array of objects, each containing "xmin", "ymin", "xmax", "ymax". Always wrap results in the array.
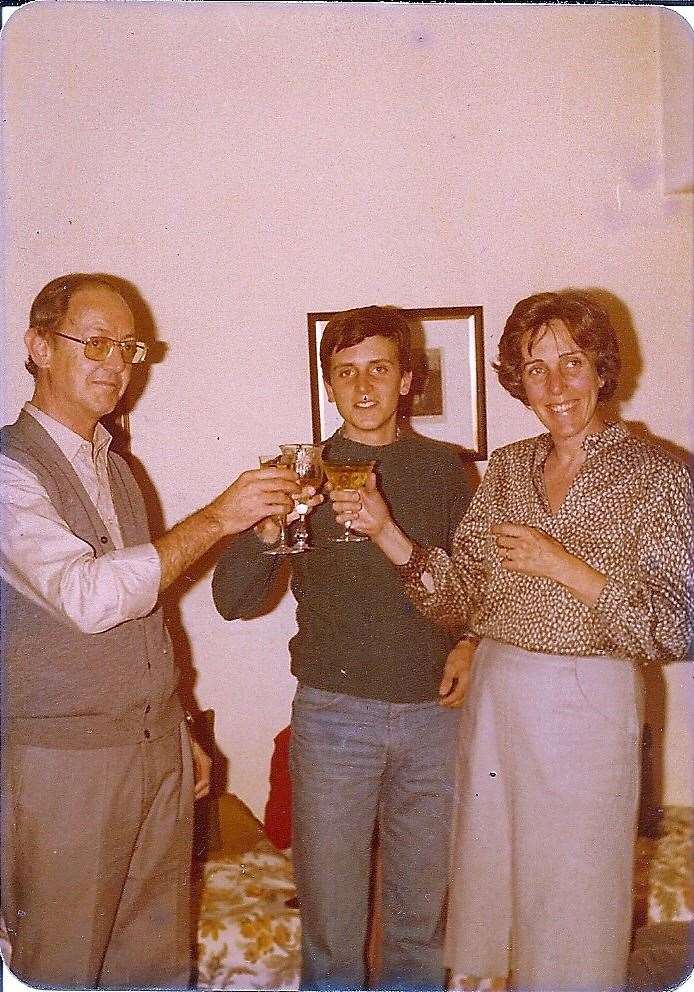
[{"xmin": 331, "ymin": 357, "xmax": 395, "ymax": 369}]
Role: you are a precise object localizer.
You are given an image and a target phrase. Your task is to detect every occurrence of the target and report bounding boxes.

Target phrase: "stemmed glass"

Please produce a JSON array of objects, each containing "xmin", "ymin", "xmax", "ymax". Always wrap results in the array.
[
  {"xmin": 323, "ymin": 461, "xmax": 375, "ymax": 543},
  {"xmin": 258, "ymin": 453, "xmax": 303, "ymax": 556},
  {"xmin": 279, "ymin": 444, "xmax": 324, "ymax": 552}
]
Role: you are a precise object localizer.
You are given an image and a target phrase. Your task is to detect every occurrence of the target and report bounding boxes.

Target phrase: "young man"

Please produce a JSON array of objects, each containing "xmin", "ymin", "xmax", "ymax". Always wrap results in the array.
[
  {"xmin": 213, "ymin": 306, "xmax": 474, "ymax": 991},
  {"xmin": 0, "ymin": 273, "xmax": 299, "ymax": 989}
]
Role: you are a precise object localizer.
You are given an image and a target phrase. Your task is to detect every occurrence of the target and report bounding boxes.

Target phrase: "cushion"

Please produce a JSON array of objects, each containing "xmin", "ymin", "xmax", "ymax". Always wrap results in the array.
[{"xmin": 196, "ymin": 839, "xmax": 300, "ymax": 990}]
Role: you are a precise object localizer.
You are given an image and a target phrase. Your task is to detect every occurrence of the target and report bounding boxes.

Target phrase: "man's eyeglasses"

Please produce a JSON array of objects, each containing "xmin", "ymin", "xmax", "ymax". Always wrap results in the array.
[{"xmin": 49, "ymin": 331, "xmax": 148, "ymax": 365}]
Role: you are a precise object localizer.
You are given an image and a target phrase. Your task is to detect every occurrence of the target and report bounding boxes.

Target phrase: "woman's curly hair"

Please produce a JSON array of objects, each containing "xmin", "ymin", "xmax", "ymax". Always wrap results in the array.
[{"xmin": 493, "ymin": 290, "xmax": 620, "ymax": 405}]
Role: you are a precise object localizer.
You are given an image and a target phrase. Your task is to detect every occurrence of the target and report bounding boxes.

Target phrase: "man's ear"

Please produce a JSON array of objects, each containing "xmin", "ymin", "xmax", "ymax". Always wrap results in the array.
[
  {"xmin": 399, "ymin": 369, "xmax": 413, "ymax": 397},
  {"xmin": 324, "ymin": 378, "xmax": 336, "ymax": 404},
  {"xmin": 25, "ymin": 327, "xmax": 52, "ymax": 370}
]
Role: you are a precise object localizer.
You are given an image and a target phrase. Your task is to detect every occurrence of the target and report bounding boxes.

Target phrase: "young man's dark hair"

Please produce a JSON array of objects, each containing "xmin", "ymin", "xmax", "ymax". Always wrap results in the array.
[{"xmin": 319, "ymin": 305, "xmax": 412, "ymax": 380}]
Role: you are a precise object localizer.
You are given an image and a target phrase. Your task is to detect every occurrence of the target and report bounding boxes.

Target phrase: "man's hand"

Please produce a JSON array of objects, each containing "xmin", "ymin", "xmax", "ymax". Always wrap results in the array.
[
  {"xmin": 438, "ymin": 639, "xmax": 477, "ymax": 707},
  {"xmin": 329, "ymin": 473, "xmax": 391, "ymax": 538},
  {"xmin": 190, "ymin": 737, "xmax": 212, "ymax": 800},
  {"xmin": 209, "ymin": 467, "xmax": 299, "ymax": 538},
  {"xmin": 329, "ymin": 472, "xmax": 414, "ymax": 566},
  {"xmin": 155, "ymin": 466, "xmax": 299, "ymax": 593}
]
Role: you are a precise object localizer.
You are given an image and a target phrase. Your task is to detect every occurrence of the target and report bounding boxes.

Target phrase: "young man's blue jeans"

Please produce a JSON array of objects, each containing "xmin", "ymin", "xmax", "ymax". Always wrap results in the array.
[{"xmin": 290, "ymin": 684, "xmax": 459, "ymax": 991}]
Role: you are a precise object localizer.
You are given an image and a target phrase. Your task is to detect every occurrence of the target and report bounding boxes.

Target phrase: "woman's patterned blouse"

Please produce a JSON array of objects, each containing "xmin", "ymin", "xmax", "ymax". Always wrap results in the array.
[{"xmin": 399, "ymin": 422, "xmax": 693, "ymax": 662}]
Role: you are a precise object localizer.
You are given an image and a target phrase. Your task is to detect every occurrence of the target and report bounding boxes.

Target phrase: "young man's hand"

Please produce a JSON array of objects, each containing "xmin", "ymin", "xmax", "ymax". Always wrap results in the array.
[
  {"xmin": 329, "ymin": 473, "xmax": 390, "ymax": 538},
  {"xmin": 438, "ymin": 639, "xmax": 477, "ymax": 707}
]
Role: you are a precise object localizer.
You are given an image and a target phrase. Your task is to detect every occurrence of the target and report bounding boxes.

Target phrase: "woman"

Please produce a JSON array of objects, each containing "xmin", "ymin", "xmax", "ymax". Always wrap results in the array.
[{"xmin": 330, "ymin": 291, "xmax": 693, "ymax": 991}]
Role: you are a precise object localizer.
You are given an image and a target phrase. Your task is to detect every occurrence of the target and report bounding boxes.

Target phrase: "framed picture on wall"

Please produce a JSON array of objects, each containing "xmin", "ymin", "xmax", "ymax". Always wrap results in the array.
[{"xmin": 307, "ymin": 306, "xmax": 487, "ymax": 459}]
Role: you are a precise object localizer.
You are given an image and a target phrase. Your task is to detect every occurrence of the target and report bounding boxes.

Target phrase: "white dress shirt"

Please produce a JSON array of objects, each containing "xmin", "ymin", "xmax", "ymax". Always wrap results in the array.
[{"xmin": 0, "ymin": 404, "xmax": 161, "ymax": 634}]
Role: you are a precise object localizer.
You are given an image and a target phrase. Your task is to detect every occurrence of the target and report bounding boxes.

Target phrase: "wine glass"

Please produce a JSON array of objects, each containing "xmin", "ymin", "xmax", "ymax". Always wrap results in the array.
[
  {"xmin": 279, "ymin": 444, "xmax": 324, "ymax": 552},
  {"xmin": 258, "ymin": 454, "xmax": 303, "ymax": 556},
  {"xmin": 323, "ymin": 460, "xmax": 375, "ymax": 543}
]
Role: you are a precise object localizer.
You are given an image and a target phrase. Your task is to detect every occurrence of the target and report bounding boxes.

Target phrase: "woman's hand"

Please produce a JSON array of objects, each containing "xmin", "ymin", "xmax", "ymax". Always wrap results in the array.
[
  {"xmin": 293, "ymin": 486, "xmax": 324, "ymax": 519},
  {"xmin": 491, "ymin": 521, "xmax": 606, "ymax": 606},
  {"xmin": 491, "ymin": 522, "xmax": 570, "ymax": 581},
  {"xmin": 329, "ymin": 473, "xmax": 391, "ymax": 539}
]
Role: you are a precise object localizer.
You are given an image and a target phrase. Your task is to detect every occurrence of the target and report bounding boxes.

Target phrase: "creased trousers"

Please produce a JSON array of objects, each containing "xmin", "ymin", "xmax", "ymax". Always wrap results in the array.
[
  {"xmin": 1, "ymin": 722, "xmax": 194, "ymax": 989},
  {"xmin": 445, "ymin": 639, "xmax": 643, "ymax": 992}
]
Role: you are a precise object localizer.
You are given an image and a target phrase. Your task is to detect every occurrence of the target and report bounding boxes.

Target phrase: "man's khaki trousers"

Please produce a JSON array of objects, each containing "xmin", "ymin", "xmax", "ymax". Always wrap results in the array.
[{"xmin": 1, "ymin": 723, "xmax": 194, "ymax": 989}]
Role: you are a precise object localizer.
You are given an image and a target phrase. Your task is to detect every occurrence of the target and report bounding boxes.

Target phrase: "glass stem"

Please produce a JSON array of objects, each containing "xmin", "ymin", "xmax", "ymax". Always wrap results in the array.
[{"xmin": 278, "ymin": 515, "xmax": 288, "ymax": 546}]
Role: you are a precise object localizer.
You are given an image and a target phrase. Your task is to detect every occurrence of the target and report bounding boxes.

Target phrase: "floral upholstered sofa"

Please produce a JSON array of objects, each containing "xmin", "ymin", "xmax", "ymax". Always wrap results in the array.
[
  {"xmin": 196, "ymin": 838, "xmax": 300, "ymax": 990},
  {"xmin": 633, "ymin": 806, "xmax": 693, "ymax": 926},
  {"xmin": 194, "ymin": 798, "xmax": 693, "ymax": 992},
  {"xmin": 194, "ymin": 793, "xmax": 301, "ymax": 990}
]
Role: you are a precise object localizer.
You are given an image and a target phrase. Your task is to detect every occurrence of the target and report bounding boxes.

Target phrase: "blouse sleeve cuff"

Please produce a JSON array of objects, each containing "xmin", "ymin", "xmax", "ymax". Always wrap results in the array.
[
  {"xmin": 591, "ymin": 573, "xmax": 625, "ymax": 622},
  {"xmin": 394, "ymin": 542, "xmax": 432, "ymax": 588}
]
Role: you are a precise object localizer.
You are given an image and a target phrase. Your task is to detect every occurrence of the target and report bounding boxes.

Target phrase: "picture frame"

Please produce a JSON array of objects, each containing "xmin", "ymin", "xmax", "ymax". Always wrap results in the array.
[{"xmin": 307, "ymin": 306, "xmax": 487, "ymax": 459}]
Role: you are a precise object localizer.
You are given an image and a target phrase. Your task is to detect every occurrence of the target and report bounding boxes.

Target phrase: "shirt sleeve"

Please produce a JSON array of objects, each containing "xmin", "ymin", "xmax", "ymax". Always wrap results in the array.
[
  {"xmin": 211, "ymin": 527, "xmax": 281, "ymax": 620},
  {"xmin": 398, "ymin": 450, "xmax": 500, "ymax": 630},
  {"xmin": 590, "ymin": 462, "xmax": 694, "ymax": 663},
  {"xmin": 0, "ymin": 453, "xmax": 161, "ymax": 634}
]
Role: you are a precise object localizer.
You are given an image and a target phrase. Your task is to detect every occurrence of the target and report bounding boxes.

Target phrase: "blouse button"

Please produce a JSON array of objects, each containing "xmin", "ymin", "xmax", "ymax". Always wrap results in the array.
[{"xmin": 100, "ymin": 536, "xmax": 108, "ymax": 544}]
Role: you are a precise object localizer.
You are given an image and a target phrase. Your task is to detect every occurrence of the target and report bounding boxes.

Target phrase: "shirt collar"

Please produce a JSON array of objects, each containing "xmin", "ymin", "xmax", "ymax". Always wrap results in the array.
[
  {"xmin": 24, "ymin": 402, "xmax": 112, "ymax": 466},
  {"xmin": 530, "ymin": 420, "xmax": 626, "ymax": 490},
  {"xmin": 581, "ymin": 420, "xmax": 626, "ymax": 455}
]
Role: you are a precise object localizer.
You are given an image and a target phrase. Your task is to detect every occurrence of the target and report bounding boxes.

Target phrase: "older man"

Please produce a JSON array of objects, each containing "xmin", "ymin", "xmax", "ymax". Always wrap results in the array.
[{"xmin": 0, "ymin": 273, "xmax": 298, "ymax": 989}]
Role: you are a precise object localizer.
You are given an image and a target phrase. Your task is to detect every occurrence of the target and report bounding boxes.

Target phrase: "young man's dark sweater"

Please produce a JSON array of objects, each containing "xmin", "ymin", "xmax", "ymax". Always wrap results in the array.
[{"xmin": 212, "ymin": 429, "xmax": 470, "ymax": 703}]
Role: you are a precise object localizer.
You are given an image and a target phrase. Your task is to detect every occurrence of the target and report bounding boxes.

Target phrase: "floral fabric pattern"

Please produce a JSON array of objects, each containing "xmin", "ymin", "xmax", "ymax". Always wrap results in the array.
[
  {"xmin": 634, "ymin": 806, "xmax": 693, "ymax": 925},
  {"xmin": 196, "ymin": 838, "xmax": 300, "ymax": 990},
  {"xmin": 194, "ymin": 808, "xmax": 692, "ymax": 990},
  {"xmin": 399, "ymin": 422, "xmax": 693, "ymax": 663}
]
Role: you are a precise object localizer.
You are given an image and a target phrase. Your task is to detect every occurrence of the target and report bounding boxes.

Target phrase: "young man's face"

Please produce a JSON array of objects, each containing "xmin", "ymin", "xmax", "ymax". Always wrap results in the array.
[{"xmin": 325, "ymin": 334, "xmax": 412, "ymax": 445}]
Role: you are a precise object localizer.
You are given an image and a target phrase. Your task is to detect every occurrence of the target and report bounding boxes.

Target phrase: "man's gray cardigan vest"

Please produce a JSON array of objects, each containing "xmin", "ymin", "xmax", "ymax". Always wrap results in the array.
[{"xmin": 0, "ymin": 411, "xmax": 183, "ymax": 748}]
